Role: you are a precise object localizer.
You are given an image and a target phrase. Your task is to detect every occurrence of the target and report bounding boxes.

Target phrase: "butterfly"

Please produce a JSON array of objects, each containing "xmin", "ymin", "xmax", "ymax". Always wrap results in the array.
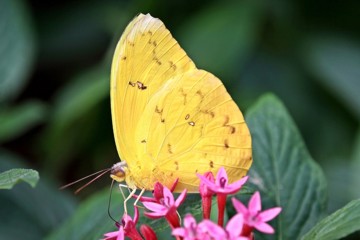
[{"xmin": 110, "ymin": 13, "xmax": 252, "ymax": 194}]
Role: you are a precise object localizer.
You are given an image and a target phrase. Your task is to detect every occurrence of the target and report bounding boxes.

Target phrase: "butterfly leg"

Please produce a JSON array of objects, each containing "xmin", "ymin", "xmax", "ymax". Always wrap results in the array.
[
  {"xmin": 134, "ymin": 188, "xmax": 145, "ymax": 207},
  {"xmin": 118, "ymin": 183, "xmax": 131, "ymax": 200},
  {"xmin": 123, "ymin": 188, "xmax": 137, "ymax": 214}
]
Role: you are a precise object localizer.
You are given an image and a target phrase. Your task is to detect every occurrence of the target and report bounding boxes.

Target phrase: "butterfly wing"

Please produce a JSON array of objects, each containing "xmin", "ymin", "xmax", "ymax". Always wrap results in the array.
[
  {"xmin": 111, "ymin": 14, "xmax": 196, "ymax": 168},
  {"xmin": 135, "ymin": 69, "xmax": 252, "ymax": 192},
  {"xmin": 112, "ymin": 14, "xmax": 252, "ymax": 191}
]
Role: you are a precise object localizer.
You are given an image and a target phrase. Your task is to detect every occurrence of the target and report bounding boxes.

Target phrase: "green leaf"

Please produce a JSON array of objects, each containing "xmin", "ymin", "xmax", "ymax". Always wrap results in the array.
[
  {"xmin": 0, "ymin": 100, "xmax": 47, "ymax": 142},
  {"xmin": 178, "ymin": 0, "xmax": 263, "ymax": 79},
  {"xmin": 302, "ymin": 199, "xmax": 360, "ymax": 240},
  {"xmin": 0, "ymin": 0, "xmax": 35, "ymax": 103},
  {"xmin": 350, "ymin": 130, "xmax": 360, "ymax": 200},
  {"xmin": 244, "ymin": 94, "xmax": 327, "ymax": 240},
  {"xmin": 303, "ymin": 36, "xmax": 360, "ymax": 120},
  {"xmin": 0, "ymin": 168, "xmax": 39, "ymax": 189},
  {"xmin": 0, "ymin": 150, "xmax": 76, "ymax": 240}
]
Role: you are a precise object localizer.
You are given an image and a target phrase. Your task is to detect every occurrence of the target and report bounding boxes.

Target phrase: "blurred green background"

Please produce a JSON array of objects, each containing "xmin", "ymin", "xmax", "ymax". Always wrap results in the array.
[{"xmin": 0, "ymin": 0, "xmax": 359, "ymax": 239}]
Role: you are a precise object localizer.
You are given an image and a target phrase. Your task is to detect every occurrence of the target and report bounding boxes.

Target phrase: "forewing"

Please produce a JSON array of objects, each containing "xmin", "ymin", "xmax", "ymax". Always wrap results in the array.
[{"xmin": 111, "ymin": 14, "xmax": 196, "ymax": 163}]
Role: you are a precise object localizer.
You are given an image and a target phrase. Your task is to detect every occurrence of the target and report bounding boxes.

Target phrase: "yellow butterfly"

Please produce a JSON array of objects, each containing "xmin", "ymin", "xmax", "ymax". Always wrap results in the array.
[{"xmin": 110, "ymin": 13, "xmax": 252, "ymax": 194}]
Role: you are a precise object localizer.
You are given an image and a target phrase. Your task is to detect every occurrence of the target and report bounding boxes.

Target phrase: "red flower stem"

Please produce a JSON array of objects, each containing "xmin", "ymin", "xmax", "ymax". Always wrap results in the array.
[
  {"xmin": 202, "ymin": 196, "xmax": 212, "ymax": 219},
  {"xmin": 217, "ymin": 193, "xmax": 227, "ymax": 226},
  {"xmin": 241, "ymin": 224, "xmax": 254, "ymax": 237},
  {"xmin": 165, "ymin": 208, "xmax": 181, "ymax": 229}
]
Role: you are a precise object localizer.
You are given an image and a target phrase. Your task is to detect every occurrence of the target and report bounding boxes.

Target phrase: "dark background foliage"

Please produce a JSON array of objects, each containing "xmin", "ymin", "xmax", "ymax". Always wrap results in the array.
[{"xmin": 0, "ymin": 0, "xmax": 359, "ymax": 239}]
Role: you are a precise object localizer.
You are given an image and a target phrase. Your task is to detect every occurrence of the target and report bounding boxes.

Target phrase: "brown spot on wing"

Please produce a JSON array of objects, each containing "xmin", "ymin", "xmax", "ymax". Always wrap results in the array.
[
  {"xmin": 223, "ymin": 115, "xmax": 230, "ymax": 126},
  {"xmin": 174, "ymin": 161, "xmax": 179, "ymax": 170},
  {"xmin": 196, "ymin": 90, "xmax": 204, "ymax": 99},
  {"xmin": 201, "ymin": 109, "xmax": 215, "ymax": 118},
  {"xmin": 169, "ymin": 61, "xmax": 176, "ymax": 70},
  {"xmin": 188, "ymin": 121, "xmax": 195, "ymax": 126},
  {"xmin": 153, "ymin": 56, "xmax": 162, "ymax": 65},
  {"xmin": 185, "ymin": 114, "xmax": 190, "ymax": 120},
  {"xmin": 224, "ymin": 139, "xmax": 229, "ymax": 148},
  {"xmin": 167, "ymin": 143, "xmax": 173, "ymax": 154},
  {"xmin": 155, "ymin": 105, "xmax": 163, "ymax": 114},
  {"xmin": 210, "ymin": 160, "xmax": 214, "ymax": 168},
  {"xmin": 223, "ymin": 115, "xmax": 236, "ymax": 134},
  {"xmin": 179, "ymin": 88, "xmax": 187, "ymax": 105},
  {"xmin": 129, "ymin": 81, "xmax": 136, "ymax": 87},
  {"xmin": 136, "ymin": 81, "xmax": 147, "ymax": 90}
]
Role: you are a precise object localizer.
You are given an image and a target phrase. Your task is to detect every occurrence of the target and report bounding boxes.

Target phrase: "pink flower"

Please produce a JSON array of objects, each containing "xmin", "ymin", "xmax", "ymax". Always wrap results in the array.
[
  {"xmin": 197, "ymin": 167, "xmax": 248, "ymax": 195},
  {"xmin": 232, "ymin": 191, "xmax": 282, "ymax": 235},
  {"xmin": 199, "ymin": 219, "xmax": 227, "ymax": 239},
  {"xmin": 225, "ymin": 214, "xmax": 250, "ymax": 240},
  {"xmin": 121, "ymin": 206, "xmax": 143, "ymax": 240},
  {"xmin": 172, "ymin": 214, "xmax": 206, "ymax": 239},
  {"xmin": 199, "ymin": 172, "xmax": 215, "ymax": 219},
  {"xmin": 135, "ymin": 179, "xmax": 179, "ymax": 203},
  {"xmin": 173, "ymin": 214, "xmax": 227, "ymax": 240},
  {"xmin": 103, "ymin": 206, "xmax": 159, "ymax": 240},
  {"xmin": 103, "ymin": 225, "xmax": 124, "ymax": 240},
  {"xmin": 143, "ymin": 185, "xmax": 187, "ymax": 229},
  {"xmin": 197, "ymin": 168, "xmax": 248, "ymax": 226}
]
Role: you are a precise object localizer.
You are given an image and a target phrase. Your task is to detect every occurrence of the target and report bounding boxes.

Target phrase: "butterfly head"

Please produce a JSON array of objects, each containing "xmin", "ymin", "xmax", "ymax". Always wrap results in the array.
[{"xmin": 110, "ymin": 162, "xmax": 127, "ymax": 182}]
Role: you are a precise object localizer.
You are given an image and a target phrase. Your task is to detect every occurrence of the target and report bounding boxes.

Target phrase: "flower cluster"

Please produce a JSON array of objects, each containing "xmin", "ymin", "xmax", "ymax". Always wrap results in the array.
[{"xmin": 103, "ymin": 167, "xmax": 281, "ymax": 240}]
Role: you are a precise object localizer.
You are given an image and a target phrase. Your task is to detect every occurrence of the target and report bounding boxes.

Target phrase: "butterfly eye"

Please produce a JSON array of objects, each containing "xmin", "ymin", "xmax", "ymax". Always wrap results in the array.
[{"xmin": 110, "ymin": 162, "xmax": 126, "ymax": 182}]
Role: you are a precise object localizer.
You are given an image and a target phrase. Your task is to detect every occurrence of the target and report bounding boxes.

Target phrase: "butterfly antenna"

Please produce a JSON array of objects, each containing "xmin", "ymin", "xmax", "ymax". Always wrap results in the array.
[
  {"xmin": 74, "ymin": 169, "xmax": 111, "ymax": 194},
  {"xmin": 108, "ymin": 179, "xmax": 120, "ymax": 223},
  {"xmin": 59, "ymin": 168, "xmax": 111, "ymax": 190}
]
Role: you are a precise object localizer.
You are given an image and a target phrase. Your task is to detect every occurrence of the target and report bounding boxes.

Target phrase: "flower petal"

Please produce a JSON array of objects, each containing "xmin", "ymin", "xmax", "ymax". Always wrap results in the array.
[
  {"xmin": 170, "ymin": 178, "xmax": 179, "ymax": 192},
  {"xmin": 143, "ymin": 201, "xmax": 167, "ymax": 212},
  {"xmin": 226, "ymin": 176, "xmax": 248, "ymax": 193},
  {"xmin": 133, "ymin": 206, "xmax": 139, "ymax": 224},
  {"xmin": 172, "ymin": 228, "xmax": 186, "ymax": 237},
  {"xmin": 184, "ymin": 214, "xmax": 196, "ymax": 229},
  {"xmin": 231, "ymin": 197, "xmax": 248, "ymax": 215},
  {"xmin": 259, "ymin": 207, "xmax": 282, "ymax": 222},
  {"xmin": 197, "ymin": 173, "xmax": 218, "ymax": 189},
  {"xmin": 104, "ymin": 231, "xmax": 119, "ymax": 237},
  {"xmin": 117, "ymin": 226, "xmax": 125, "ymax": 240},
  {"xmin": 163, "ymin": 187, "xmax": 175, "ymax": 206},
  {"xmin": 144, "ymin": 211, "xmax": 167, "ymax": 218},
  {"xmin": 226, "ymin": 213, "xmax": 244, "ymax": 236},
  {"xmin": 199, "ymin": 220, "xmax": 227, "ymax": 238},
  {"xmin": 140, "ymin": 224, "xmax": 157, "ymax": 240},
  {"xmin": 249, "ymin": 191, "xmax": 262, "ymax": 212},
  {"xmin": 153, "ymin": 182, "xmax": 164, "ymax": 201},
  {"xmin": 215, "ymin": 167, "xmax": 228, "ymax": 186},
  {"xmin": 254, "ymin": 222, "xmax": 275, "ymax": 234},
  {"xmin": 175, "ymin": 188, "xmax": 187, "ymax": 207}
]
